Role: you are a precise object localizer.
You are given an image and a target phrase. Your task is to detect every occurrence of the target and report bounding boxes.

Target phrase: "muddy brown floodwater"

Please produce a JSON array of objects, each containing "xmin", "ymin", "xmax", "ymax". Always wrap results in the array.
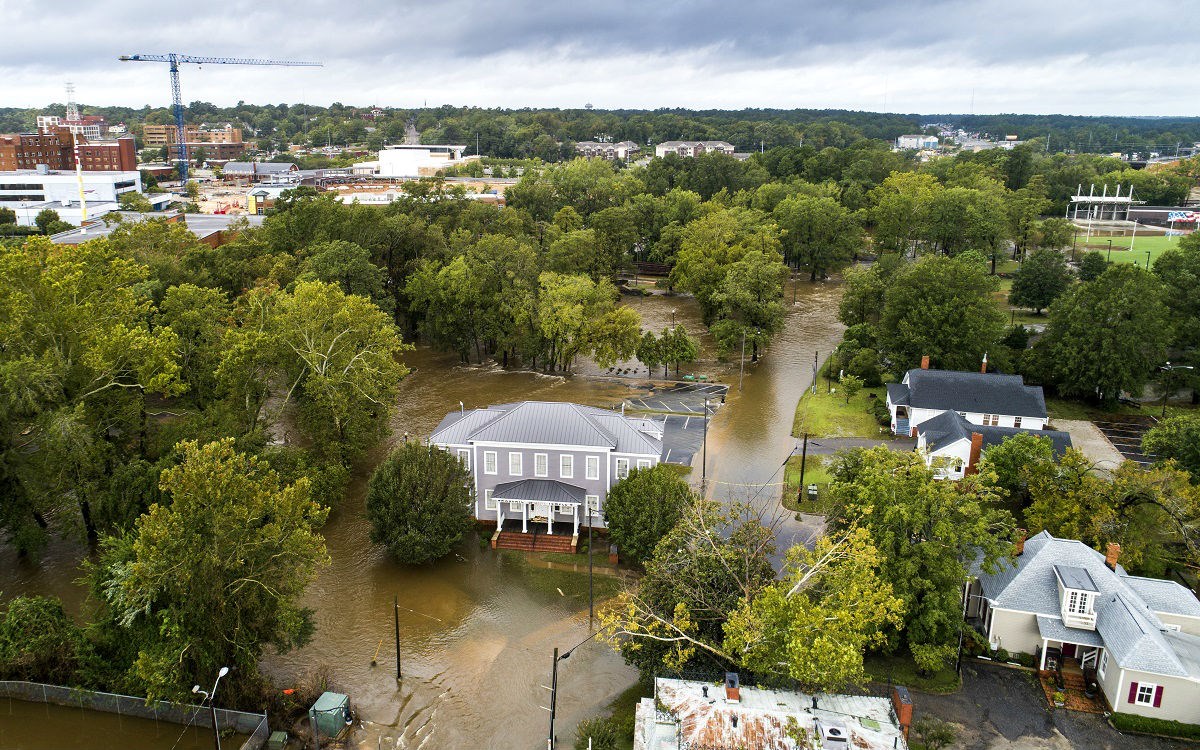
[{"xmin": 0, "ymin": 280, "xmax": 843, "ymax": 749}]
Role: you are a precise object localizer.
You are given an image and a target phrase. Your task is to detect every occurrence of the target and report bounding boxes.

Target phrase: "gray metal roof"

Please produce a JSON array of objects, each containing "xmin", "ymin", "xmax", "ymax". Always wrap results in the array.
[
  {"xmin": 430, "ymin": 401, "xmax": 661, "ymax": 456},
  {"xmin": 919, "ymin": 410, "xmax": 1072, "ymax": 455},
  {"xmin": 1054, "ymin": 565, "xmax": 1099, "ymax": 592},
  {"xmin": 973, "ymin": 530, "xmax": 1200, "ymax": 679},
  {"xmin": 222, "ymin": 161, "xmax": 297, "ymax": 174},
  {"xmin": 1037, "ymin": 615, "xmax": 1104, "ymax": 647},
  {"xmin": 492, "ymin": 479, "xmax": 586, "ymax": 505},
  {"xmin": 902, "ymin": 368, "xmax": 1048, "ymax": 418}
]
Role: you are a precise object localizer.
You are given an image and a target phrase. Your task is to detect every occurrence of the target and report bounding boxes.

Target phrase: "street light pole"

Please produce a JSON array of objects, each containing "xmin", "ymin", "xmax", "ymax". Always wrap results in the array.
[
  {"xmin": 394, "ymin": 596, "xmax": 402, "ymax": 680},
  {"xmin": 1159, "ymin": 362, "xmax": 1196, "ymax": 418},
  {"xmin": 587, "ymin": 504, "xmax": 594, "ymax": 628},
  {"xmin": 1107, "ymin": 239, "xmax": 1113, "ymax": 261},
  {"xmin": 701, "ymin": 397, "xmax": 708, "ymax": 489},
  {"xmin": 547, "ymin": 631, "xmax": 601, "ymax": 749},
  {"xmin": 192, "ymin": 666, "xmax": 230, "ymax": 750}
]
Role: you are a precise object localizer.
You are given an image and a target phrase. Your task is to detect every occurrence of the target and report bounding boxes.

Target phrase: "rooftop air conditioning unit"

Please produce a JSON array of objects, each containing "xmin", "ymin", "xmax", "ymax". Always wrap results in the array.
[{"xmin": 816, "ymin": 719, "xmax": 848, "ymax": 748}]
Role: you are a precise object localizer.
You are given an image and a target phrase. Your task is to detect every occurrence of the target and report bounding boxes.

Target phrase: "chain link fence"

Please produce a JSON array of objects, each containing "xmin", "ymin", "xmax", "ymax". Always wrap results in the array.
[{"xmin": 0, "ymin": 680, "xmax": 269, "ymax": 750}]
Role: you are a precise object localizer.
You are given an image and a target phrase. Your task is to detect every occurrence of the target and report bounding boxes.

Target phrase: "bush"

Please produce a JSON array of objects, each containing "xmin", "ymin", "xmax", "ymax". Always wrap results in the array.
[
  {"xmin": 871, "ymin": 397, "xmax": 891, "ymax": 427},
  {"xmin": 912, "ymin": 716, "xmax": 956, "ymax": 750},
  {"xmin": 365, "ymin": 443, "xmax": 474, "ymax": 564},
  {"xmin": 1078, "ymin": 251, "xmax": 1108, "ymax": 281},
  {"xmin": 0, "ymin": 596, "xmax": 93, "ymax": 684},
  {"xmin": 574, "ymin": 714, "xmax": 632, "ymax": 750},
  {"xmin": 1110, "ymin": 713, "xmax": 1200, "ymax": 740}
]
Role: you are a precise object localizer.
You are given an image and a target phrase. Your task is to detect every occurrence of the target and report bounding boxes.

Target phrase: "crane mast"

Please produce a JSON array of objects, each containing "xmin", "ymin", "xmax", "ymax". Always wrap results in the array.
[{"xmin": 119, "ymin": 53, "xmax": 322, "ymax": 183}]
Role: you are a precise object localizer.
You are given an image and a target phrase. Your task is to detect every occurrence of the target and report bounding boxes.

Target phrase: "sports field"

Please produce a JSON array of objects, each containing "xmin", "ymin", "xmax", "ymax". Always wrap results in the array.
[{"xmin": 1075, "ymin": 233, "xmax": 1183, "ymax": 267}]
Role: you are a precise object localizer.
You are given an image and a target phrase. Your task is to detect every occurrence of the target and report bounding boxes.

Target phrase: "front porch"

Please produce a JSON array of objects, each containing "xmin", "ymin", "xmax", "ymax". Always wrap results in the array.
[
  {"xmin": 1034, "ymin": 616, "xmax": 1105, "ymax": 713},
  {"xmin": 488, "ymin": 479, "xmax": 598, "ymax": 553}
]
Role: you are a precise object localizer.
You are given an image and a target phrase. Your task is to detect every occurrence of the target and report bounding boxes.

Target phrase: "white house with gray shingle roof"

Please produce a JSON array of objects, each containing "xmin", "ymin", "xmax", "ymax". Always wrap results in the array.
[
  {"xmin": 966, "ymin": 531, "xmax": 1200, "ymax": 723},
  {"xmin": 886, "ymin": 358, "xmax": 1049, "ymax": 437},
  {"xmin": 430, "ymin": 401, "xmax": 662, "ymax": 538}
]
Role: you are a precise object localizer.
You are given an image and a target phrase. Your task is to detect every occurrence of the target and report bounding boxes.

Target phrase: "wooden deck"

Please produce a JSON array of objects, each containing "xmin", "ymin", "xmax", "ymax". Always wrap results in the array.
[{"xmin": 489, "ymin": 520, "xmax": 580, "ymax": 553}]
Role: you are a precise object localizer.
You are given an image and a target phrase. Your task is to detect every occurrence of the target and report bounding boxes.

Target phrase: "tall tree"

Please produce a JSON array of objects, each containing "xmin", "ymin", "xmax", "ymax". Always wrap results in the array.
[
  {"xmin": 1008, "ymin": 248, "xmax": 1073, "ymax": 314},
  {"xmin": 1035, "ymin": 265, "xmax": 1171, "ymax": 403},
  {"xmin": 773, "ymin": 195, "xmax": 863, "ymax": 280},
  {"xmin": 724, "ymin": 527, "xmax": 903, "ymax": 691},
  {"xmin": 88, "ymin": 440, "xmax": 329, "ymax": 703},
  {"xmin": 366, "ymin": 442, "xmax": 474, "ymax": 564},
  {"xmin": 878, "ymin": 255, "xmax": 1005, "ymax": 373},
  {"xmin": 603, "ymin": 465, "xmax": 694, "ymax": 566},
  {"xmin": 825, "ymin": 447, "xmax": 1013, "ymax": 672}
]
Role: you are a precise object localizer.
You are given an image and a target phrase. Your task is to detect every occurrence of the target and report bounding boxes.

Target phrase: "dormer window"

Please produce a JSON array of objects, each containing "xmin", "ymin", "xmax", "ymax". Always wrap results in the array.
[
  {"xmin": 1054, "ymin": 565, "xmax": 1098, "ymax": 630},
  {"xmin": 1066, "ymin": 590, "xmax": 1091, "ymax": 616}
]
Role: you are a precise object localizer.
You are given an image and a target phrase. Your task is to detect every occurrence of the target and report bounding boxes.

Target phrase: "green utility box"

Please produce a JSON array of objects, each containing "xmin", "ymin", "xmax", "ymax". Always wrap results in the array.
[
  {"xmin": 267, "ymin": 731, "xmax": 288, "ymax": 750},
  {"xmin": 308, "ymin": 691, "xmax": 350, "ymax": 737}
]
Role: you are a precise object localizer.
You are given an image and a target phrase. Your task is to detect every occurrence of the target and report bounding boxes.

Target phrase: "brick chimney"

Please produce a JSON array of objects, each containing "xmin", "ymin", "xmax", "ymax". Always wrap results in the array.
[
  {"xmin": 1015, "ymin": 528, "xmax": 1027, "ymax": 556},
  {"xmin": 981, "ymin": 352, "xmax": 989, "ymax": 374},
  {"xmin": 1106, "ymin": 543, "xmax": 1121, "ymax": 570},
  {"xmin": 891, "ymin": 686, "xmax": 913, "ymax": 739},
  {"xmin": 724, "ymin": 672, "xmax": 740, "ymax": 704},
  {"xmin": 965, "ymin": 432, "xmax": 984, "ymax": 475},
  {"xmin": 920, "ymin": 355, "xmax": 930, "ymax": 370}
]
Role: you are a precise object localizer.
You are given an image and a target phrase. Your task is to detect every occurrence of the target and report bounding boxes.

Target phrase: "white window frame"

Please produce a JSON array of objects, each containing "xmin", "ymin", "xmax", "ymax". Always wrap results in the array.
[
  {"xmin": 1013, "ymin": 416, "xmax": 1023, "ymax": 429},
  {"xmin": 1098, "ymin": 651, "xmax": 1107, "ymax": 679},
  {"xmin": 457, "ymin": 449, "xmax": 470, "ymax": 469},
  {"xmin": 483, "ymin": 451, "xmax": 497, "ymax": 475},
  {"xmin": 560, "ymin": 454, "xmax": 574, "ymax": 479},
  {"xmin": 636, "ymin": 459, "xmax": 652, "ymax": 470},
  {"xmin": 484, "ymin": 489, "xmax": 497, "ymax": 511},
  {"xmin": 586, "ymin": 455, "xmax": 600, "ymax": 480},
  {"xmin": 585, "ymin": 495, "xmax": 600, "ymax": 516},
  {"xmin": 1135, "ymin": 682, "xmax": 1157, "ymax": 706},
  {"xmin": 507, "ymin": 500, "xmax": 523, "ymax": 513},
  {"xmin": 615, "ymin": 458, "xmax": 630, "ymax": 479},
  {"xmin": 509, "ymin": 452, "xmax": 522, "ymax": 476},
  {"xmin": 534, "ymin": 453, "xmax": 548, "ymax": 478}
]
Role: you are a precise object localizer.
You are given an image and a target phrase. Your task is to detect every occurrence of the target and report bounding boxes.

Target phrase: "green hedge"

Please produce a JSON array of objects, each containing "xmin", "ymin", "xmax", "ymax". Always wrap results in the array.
[{"xmin": 1110, "ymin": 712, "xmax": 1200, "ymax": 740}]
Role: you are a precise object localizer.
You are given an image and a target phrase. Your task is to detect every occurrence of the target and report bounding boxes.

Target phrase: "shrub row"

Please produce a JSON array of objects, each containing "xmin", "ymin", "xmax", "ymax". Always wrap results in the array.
[{"xmin": 1110, "ymin": 712, "xmax": 1200, "ymax": 740}]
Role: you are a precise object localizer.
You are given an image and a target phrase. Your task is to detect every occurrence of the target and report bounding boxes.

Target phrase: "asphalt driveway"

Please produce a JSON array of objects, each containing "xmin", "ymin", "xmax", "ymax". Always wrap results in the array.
[{"xmin": 914, "ymin": 661, "xmax": 1186, "ymax": 749}]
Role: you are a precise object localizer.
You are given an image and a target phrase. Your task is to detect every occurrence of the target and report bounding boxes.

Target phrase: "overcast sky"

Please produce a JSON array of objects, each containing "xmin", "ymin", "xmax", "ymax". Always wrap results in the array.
[{"xmin": 2, "ymin": 0, "xmax": 1195, "ymax": 116}]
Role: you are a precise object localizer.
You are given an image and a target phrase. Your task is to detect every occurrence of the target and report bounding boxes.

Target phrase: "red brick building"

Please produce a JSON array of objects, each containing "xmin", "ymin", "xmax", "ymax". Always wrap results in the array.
[
  {"xmin": 77, "ymin": 136, "xmax": 138, "ymax": 172},
  {"xmin": 0, "ymin": 128, "xmax": 75, "ymax": 171}
]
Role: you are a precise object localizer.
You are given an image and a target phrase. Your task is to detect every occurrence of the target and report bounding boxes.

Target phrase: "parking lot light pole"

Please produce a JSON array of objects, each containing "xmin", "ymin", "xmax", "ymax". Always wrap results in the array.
[
  {"xmin": 548, "ymin": 630, "xmax": 601, "ymax": 749},
  {"xmin": 1159, "ymin": 362, "xmax": 1195, "ymax": 418},
  {"xmin": 192, "ymin": 666, "xmax": 230, "ymax": 750}
]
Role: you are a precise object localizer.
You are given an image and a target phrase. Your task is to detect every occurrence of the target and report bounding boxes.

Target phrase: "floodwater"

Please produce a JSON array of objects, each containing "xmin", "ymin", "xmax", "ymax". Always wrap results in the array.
[
  {"xmin": 0, "ymin": 698, "xmax": 248, "ymax": 750},
  {"xmin": 0, "ymin": 280, "xmax": 843, "ymax": 749}
]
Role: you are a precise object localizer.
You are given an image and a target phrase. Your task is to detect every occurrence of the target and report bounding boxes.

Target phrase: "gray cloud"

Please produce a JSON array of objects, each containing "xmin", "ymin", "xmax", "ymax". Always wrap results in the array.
[{"xmin": 2, "ymin": 0, "xmax": 1195, "ymax": 115}]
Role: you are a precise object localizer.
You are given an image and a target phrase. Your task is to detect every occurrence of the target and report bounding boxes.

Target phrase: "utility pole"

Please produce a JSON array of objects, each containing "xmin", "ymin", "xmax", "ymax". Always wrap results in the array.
[
  {"xmin": 812, "ymin": 351, "xmax": 818, "ymax": 394},
  {"xmin": 548, "ymin": 648, "xmax": 560, "ymax": 750},
  {"xmin": 797, "ymin": 433, "xmax": 809, "ymax": 502},
  {"xmin": 701, "ymin": 397, "xmax": 709, "ymax": 490},
  {"xmin": 587, "ymin": 505, "xmax": 594, "ymax": 628},
  {"xmin": 738, "ymin": 328, "xmax": 746, "ymax": 391},
  {"xmin": 394, "ymin": 596, "xmax": 402, "ymax": 680}
]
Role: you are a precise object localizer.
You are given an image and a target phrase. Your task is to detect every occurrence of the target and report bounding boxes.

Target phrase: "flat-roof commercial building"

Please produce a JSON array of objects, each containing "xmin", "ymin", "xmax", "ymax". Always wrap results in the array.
[
  {"xmin": 355, "ymin": 144, "xmax": 478, "ymax": 178},
  {"xmin": 143, "ymin": 124, "xmax": 243, "ymax": 147},
  {"xmin": 167, "ymin": 141, "xmax": 248, "ymax": 164},
  {"xmin": 77, "ymin": 136, "xmax": 138, "ymax": 172},
  {"xmin": 0, "ymin": 169, "xmax": 142, "ymax": 226}
]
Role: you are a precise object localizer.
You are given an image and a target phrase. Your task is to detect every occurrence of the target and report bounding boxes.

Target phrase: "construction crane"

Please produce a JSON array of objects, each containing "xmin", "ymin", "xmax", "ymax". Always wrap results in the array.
[{"xmin": 118, "ymin": 53, "xmax": 322, "ymax": 182}]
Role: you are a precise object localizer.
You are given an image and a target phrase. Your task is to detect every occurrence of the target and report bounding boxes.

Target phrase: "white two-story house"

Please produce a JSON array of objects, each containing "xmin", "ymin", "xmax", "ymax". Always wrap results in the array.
[
  {"xmin": 430, "ymin": 401, "xmax": 662, "ymax": 547},
  {"xmin": 886, "ymin": 357, "xmax": 1050, "ymax": 437},
  {"xmin": 966, "ymin": 531, "xmax": 1200, "ymax": 724}
]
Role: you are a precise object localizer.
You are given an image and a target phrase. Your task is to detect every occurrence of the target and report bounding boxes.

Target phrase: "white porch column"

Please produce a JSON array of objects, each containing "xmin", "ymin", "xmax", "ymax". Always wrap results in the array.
[
  {"xmin": 573, "ymin": 504, "xmax": 579, "ymax": 536},
  {"xmin": 497, "ymin": 504, "xmax": 504, "ymax": 529},
  {"xmin": 1039, "ymin": 638, "xmax": 1049, "ymax": 670},
  {"xmin": 522, "ymin": 502, "xmax": 528, "ymax": 533},
  {"xmin": 547, "ymin": 506, "xmax": 553, "ymax": 534}
]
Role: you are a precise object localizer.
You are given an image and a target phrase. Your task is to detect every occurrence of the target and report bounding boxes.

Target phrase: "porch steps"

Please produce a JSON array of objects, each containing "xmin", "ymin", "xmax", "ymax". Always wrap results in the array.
[{"xmin": 494, "ymin": 531, "xmax": 578, "ymax": 554}]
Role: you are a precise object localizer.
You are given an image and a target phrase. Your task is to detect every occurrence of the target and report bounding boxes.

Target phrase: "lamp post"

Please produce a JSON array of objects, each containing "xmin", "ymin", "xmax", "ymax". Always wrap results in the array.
[
  {"xmin": 1107, "ymin": 239, "xmax": 1113, "ymax": 261},
  {"xmin": 670, "ymin": 308, "xmax": 676, "ymax": 327},
  {"xmin": 1145, "ymin": 250, "xmax": 1152, "ymax": 270},
  {"xmin": 192, "ymin": 666, "xmax": 230, "ymax": 750},
  {"xmin": 1159, "ymin": 362, "xmax": 1195, "ymax": 418},
  {"xmin": 547, "ymin": 630, "xmax": 601, "ymax": 749}
]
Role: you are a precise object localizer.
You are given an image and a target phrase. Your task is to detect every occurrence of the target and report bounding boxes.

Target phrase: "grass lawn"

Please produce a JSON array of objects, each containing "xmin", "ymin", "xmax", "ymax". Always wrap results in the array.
[
  {"xmin": 538, "ymin": 550, "xmax": 618, "ymax": 569},
  {"xmin": 498, "ymin": 550, "xmax": 624, "ymax": 602},
  {"xmin": 792, "ymin": 385, "xmax": 889, "ymax": 439},
  {"xmin": 604, "ymin": 680, "xmax": 650, "ymax": 750},
  {"xmin": 782, "ymin": 454, "xmax": 833, "ymax": 513},
  {"xmin": 865, "ymin": 652, "xmax": 960, "ymax": 694},
  {"xmin": 1077, "ymin": 233, "xmax": 1181, "ymax": 267},
  {"xmin": 1044, "ymin": 397, "xmax": 1145, "ymax": 421}
]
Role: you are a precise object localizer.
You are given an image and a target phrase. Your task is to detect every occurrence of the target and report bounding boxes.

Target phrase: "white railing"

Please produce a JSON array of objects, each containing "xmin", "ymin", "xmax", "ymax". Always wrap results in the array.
[{"xmin": 1061, "ymin": 610, "xmax": 1097, "ymax": 630}]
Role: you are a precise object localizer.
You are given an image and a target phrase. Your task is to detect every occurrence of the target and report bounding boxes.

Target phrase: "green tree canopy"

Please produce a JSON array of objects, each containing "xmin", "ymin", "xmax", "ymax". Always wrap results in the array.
[
  {"xmin": 1009, "ymin": 248, "xmax": 1073, "ymax": 314},
  {"xmin": 366, "ymin": 442, "xmax": 475, "ymax": 564},
  {"xmin": 1143, "ymin": 415, "xmax": 1200, "ymax": 481},
  {"xmin": 1035, "ymin": 265, "xmax": 1171, "ymax": 403},
  {"xmin": 878, "ymin": 255, "xmax": 1005, "ymax": 373},
  {"xmin": 603, "ymin": 464, "xmax": 694, "ymax": 566},
  {"xmin": 825, "ymin": 447, "xmax": 1013, "ymax": 672},
  {"xmin": 88, "ymin": 439, "xmax": 329, "ymax": 703}
]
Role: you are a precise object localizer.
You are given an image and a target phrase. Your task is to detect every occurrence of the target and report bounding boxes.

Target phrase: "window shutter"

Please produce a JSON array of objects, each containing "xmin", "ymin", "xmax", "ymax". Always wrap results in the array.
[
  {"xmin": 1153, "ymin": 685, "xmax": 1163, "ymax": 708},
  {"xmin": 1127, "ymin": 682, "xmax": 1139, "ymax": 704}
]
